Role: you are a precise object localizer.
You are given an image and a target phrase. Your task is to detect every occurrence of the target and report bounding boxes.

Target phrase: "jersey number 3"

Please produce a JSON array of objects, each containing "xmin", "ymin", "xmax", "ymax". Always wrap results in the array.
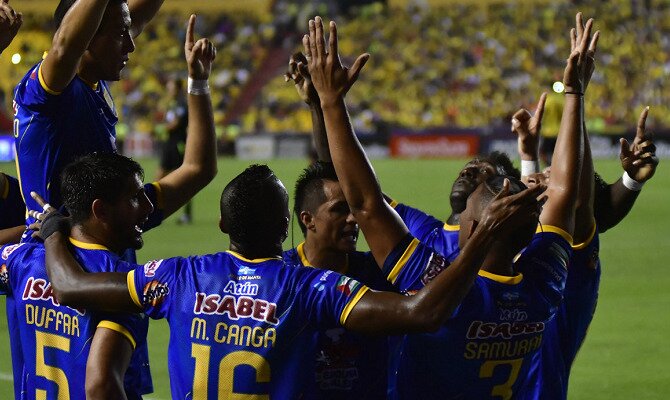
[{"xmin": 479, "ymin": 358, "xmax": 523, "ymax": 400}]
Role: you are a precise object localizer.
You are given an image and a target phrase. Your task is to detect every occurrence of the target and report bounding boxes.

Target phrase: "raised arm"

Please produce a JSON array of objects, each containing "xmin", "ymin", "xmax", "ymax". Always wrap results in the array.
[
  {"xmin": 0, "ymin": 0, "xmax": 22, "ymax": 54},
  {"xmin": 512, "ymin": 92, "xmax": 546, "ymax": 178},
  {"xmin": 155, "ymin": 15, "xmax": 217, "ymax": 218},
  {"xmin": 42, "ymin": 0, "xmax": 113, "ymax": 92},
  {"xmin": 128, "ymin": 0, "xmax": 163, "ymax": 37},
  {"xmin": 596, "ymin": 107, "xmax": 658, "ymax": 232},
  {"xmin": 345, "ymin": 182, "xmax": 547, "ymax": 334},
  {"xmin": 304, "ymin": 17, "xmax": 415, "ymax": 268},
  {"xmin": 540, "ymin": 14, "xmax": 598, "ymax": 236},
  {"xmin": 285, "ymin": 52, "xmax": 331, "ymax": 162}
]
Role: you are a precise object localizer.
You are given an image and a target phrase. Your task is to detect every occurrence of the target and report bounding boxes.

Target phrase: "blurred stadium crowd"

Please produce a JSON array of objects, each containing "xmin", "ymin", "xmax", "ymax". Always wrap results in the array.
[{"xmin": 1, "ymin": 0, "xmax": 668, "ymax": 141}]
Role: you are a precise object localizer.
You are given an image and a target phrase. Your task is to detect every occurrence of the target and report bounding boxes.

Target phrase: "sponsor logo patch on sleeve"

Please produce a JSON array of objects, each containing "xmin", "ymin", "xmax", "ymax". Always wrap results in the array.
[
  {"xmin": 143, "ymin": 259, "xmax": 164, "ymax": 277},
  {"xmin": 142, "ymin": 280, "xmax": 169, "ymax": 307},
  {"xmin": 421, "ymin": 252, "xmax": 449, "ymax": 285}
]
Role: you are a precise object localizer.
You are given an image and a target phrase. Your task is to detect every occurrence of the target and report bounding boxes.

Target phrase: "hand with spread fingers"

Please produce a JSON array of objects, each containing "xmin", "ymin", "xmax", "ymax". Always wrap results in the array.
[
  {"xmin": 479, "ymin": 179, "xmax": 548, "ymax": 236},
  {"xmin": 620, "ymin": 107, "xmax": 659, "ymax": 183},
  {"xmin": 185, "ymin": 14, "xmax": 216, "ymax": 80},
  {"xmin": 0, "ymin": 0, "xmax": 22, "ymax": 54},
  {"xmin": 563, "ymin": 13, "xmax": 599, "ymax": 95},
  {"xmin": 512, "ymin": 93, "xmax": 547, "ymax": 161},
  {"xmin": 27, "ymin": 191, "xmax": 70, "ymax": 241},
  {"xmin": 285, "ymin": 52, "xmax": 319, "ymax": 105},
  {"xmin": 300, "ymin": 16, "xmax": 370, "ymax": 106}
]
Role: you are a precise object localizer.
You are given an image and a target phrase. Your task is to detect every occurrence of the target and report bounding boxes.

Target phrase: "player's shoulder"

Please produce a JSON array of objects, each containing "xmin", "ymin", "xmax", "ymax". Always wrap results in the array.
[{"xmin": 1, "ymin": 242, "xmax": 42, "ymax": 263}]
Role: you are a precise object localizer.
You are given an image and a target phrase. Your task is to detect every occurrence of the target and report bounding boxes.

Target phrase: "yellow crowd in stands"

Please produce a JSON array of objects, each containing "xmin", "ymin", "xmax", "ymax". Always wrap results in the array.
[{"xmin": 1, "ymin": 0, "xmax": 668, "ymax": 138}]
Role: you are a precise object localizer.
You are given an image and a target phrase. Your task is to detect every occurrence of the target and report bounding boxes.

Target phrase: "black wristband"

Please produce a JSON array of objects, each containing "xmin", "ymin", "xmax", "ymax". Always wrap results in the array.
[
  {"xmin": 40, "ymin": 212, "xmax": 71, "ymax": 241},
  {"xmin": 564, "ymin": 91, "xmax": 584, "ymax": 96}
]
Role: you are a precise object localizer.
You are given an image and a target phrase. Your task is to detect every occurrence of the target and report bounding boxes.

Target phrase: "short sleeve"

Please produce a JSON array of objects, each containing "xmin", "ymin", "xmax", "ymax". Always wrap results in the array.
[
  {"xmin": 382, "ymin": 235, "xmax": 450, "ymax": 293},
  {"xmin": 516, "ymin": 226, "xmax": 573, "ymax": 308},
  {"xmin": 128, "ymin": 258, "xmax": 179, "ymax": 319},
  {"xmin": 393, "ymin": 202, "xmax": 445, "ymax": 244},
  {"xmin": 0, "ymin": 243, "xmax": 29, "ymax": 295},
  {"xmin": 294, "ymin": 268, "xmax": 370, "ymax": 329},
  {"xmin": 143, "ymin": 182, "xmax": 165, "ymax": 232},
  {"xmin": 96, "ymin": 313, "xmax": 146, "ymax": 350}
]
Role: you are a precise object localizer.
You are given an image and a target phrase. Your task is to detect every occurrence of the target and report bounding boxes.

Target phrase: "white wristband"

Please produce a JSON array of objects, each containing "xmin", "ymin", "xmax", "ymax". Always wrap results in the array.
[
  {"xmin": 188, "ymin": 77, "xmax": 210, "ymax": 95},
  {"xmin": 521, "ymin": 160, "xmax": 540, "ymax": 177},
  {"xmin": 622, "ymin": 171, "xmax": 644, "ymax": 191}
]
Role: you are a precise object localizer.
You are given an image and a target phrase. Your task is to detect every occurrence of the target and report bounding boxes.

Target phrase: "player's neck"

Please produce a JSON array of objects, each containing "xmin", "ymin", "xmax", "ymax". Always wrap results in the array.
[
  {"xmin": 303, "ymin": 239, "xmax": 348, "ymax": 273},
  {"xmin": 229, "ymin": 241, "xmax": 282, "ymax": 260},
  {"xmin": 70, "ymin": 224, "xmax": 120, "ymax": 254},
  {"xmin": 76, "ymin": 65, "xmax": 99, "ymax": 88},
  {"xmin": 480, "ymin": 244, "xmax": 515, "ymax": 276},
  {"xmin": 447, "ymin": 213, "xmax": 460, "ymax": 225}
]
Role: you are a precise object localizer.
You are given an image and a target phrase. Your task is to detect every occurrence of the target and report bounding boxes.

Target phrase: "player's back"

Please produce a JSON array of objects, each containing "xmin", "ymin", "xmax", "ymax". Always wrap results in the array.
[
  {"xmin": 0, "ymin": 241, "xmax": 146, "ymax": 399},
  {"xmin": 131, "ymin": 250, "xmax": 369, "ymax": 399},
  {"xmin": 13, "ymin": 62, "xmax": 118, "ymax": 215}
]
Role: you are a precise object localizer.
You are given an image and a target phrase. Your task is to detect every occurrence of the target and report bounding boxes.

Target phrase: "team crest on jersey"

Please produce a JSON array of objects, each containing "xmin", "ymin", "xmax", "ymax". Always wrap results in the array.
[
  {"xmin": 2, "ymin": 243, "xmax": 25, "ymax": 260},
  {"xmin": 239, "ymin": 266, "xmax": 256, "ymax": 275},
  {"xmin": 0, "ymin": 264, "xmax": 8, "ymax": 289},
  {"xmin": 142, "ymin": 280, "xmax": 169, "ymax": 307},
  {"xmin": 421, "ymin": 253, "xmax": 449, "ymax": 285},
  {"xmin": 336, "ymin": 276, "xmax": 360, "ymax": 296},
  {"xmin": 143, "ymin": 259, "xmax": 163, "ymax": 277}
]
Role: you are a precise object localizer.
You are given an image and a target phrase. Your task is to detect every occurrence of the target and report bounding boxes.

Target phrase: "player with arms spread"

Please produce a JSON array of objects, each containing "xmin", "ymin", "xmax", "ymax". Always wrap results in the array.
[{"xmin": 298, "ymin": 15, "xmax": 593, "ymax": 399}]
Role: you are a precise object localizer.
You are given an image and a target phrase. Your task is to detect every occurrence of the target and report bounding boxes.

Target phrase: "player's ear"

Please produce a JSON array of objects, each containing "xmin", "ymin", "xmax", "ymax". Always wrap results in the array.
[
  {"xmin": 219, "ymin": 217, "xmax": 228, "ymax": 234},
  {"xmin": 300, "ymin": 211, "xmax": 315, "ymax": 232},
  {"xmin": 91, "ymin": 198, "xmax": 108, "ymax": 222}
]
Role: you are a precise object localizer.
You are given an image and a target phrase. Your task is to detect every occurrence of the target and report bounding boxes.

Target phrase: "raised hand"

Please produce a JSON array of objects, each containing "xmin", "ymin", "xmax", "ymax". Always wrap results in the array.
[
  {"xmin": 301, "ymin": 16, "xmax": 369, "ymax": 105},
  {"xmin": 479, "ymin": 178, "xmax": 547, "ymax": 236},
  {"xmin": 511, "ymin": 92, "xmax": 547, "ymax": 161},
  {"xmin": 28, "ymin": 191, "xmax": 69, "ymax": 241},
  {"xmin": 563, "ymin": 13, "xmax": 599, "ymax": 95},
  {"xmin": 184, "ymin": 14, "xmax": 216, "ymax": 80},
  {"xmin": 285, "ymin": 52, "xmax": 320, "ymax": 105},
  {"xmin": 620, "ymin": 107, "xmax": 659, "ymax": 183},
  {"xmin": 0, "ymin": 0, "xmax": 22, "ymax": 54}
]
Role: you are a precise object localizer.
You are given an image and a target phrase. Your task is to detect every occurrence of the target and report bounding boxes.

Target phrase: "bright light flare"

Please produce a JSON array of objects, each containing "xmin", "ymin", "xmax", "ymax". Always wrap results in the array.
[
  {"xmin": 11, "ymin": 53, "xmax": 21, "ymax": 64},
  {"xmin": 552, "ymin": 81, "xmax": 564, "ymax": 93}
]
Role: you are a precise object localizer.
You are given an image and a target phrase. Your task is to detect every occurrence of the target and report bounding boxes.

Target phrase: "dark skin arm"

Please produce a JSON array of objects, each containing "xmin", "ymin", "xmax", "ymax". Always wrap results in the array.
[
  {"xmin": 128, "ymin": 0, "xmax": 164, "ymax": 38},
  {"xmin": 540, "ymin": 14, "xmax": 598, "ymax": 236},
  {"xmin": 0, "ymin": 226, "xmax": 25, "ymax": 245},
  {"xmin": 85, "ymin": 327, "xmax": 132, "ymax": 400},
  {"xmin": 596, "ymin": 107, "xmax": 658, "ymax": 232},
  {"xmin": 0, "ymin": 0, "xmax": 22, "ymax": 54}
]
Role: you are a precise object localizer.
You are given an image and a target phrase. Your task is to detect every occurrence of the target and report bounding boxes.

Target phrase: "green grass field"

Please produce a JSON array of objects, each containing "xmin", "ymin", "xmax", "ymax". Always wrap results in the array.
[{"xmin": 0, "ymin": 157, "xmax": 668, "ymax": 399}]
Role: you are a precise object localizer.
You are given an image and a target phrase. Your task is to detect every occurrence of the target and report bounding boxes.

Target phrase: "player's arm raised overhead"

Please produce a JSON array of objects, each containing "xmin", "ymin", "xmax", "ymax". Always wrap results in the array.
[
  {"xmin": 285, "ymin": 52, "xmax": 332, "ymax": 162},
  {"xmin": 595, "ymin": 107, "xmax": 658, "ymax": 232},
  {"xmin": 540, "ymin": 13, "xmax": 598, "ymax": 236},
  {"xmin": 128, "ymin": 0, "xmax": 163, "ymax": 38},
  {"xmin": 42, "ymin": 0, "xmax": 117, "ymax": 92},
  {"xmin": 153, "ymin": 15, "xmax": 217, "ymax": 218},
  {"xmin": 512, "ymin": 92, "xmax": 546, "ymax": 178}
]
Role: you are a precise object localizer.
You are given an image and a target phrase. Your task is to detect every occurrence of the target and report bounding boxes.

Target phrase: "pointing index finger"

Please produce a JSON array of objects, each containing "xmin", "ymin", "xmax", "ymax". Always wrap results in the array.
[
  {"xmin": 186, "ymin": 14, "xmax": 196, "ymax": 47},
  {"xmin": 636, "ymin": 106, "xmax": 649, "ymax": 141}
]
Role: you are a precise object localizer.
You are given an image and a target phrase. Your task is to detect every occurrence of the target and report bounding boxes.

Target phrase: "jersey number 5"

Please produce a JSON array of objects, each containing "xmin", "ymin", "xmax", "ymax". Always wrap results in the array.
[
  {"xmin": 35, "ymin": 331, "xmax": 71, "ymax": 400},
  {"xmin": 191, "ymin": 343, "xmax": 271, "ymax": 399}
]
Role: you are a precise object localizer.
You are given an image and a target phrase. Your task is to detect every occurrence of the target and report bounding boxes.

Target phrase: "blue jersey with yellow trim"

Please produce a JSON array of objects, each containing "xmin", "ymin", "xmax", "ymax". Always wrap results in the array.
[
  {"xmin": 13, "ymin": 62, "xmax": 118, "ymax": 226},
  {"xmin": 386, "ymin": 230, "xmax": 571, "ymax": 399},
  {"xmin": 0, "ymin": 240, "xmax": 148, "ymax": 400},
  {"xmin": 127, "ymin": 250, "xmax": 369, "ymax": 399},
  {"xmin": 391, "ymin": 201, "xmax": 460, "ymax": 259},
  {"xmin": 1, "ymin": 174, "xmax": 25, "ymax": 229},
  {"xmin": 520, "ymin": 228, "xmax": 601, "ymax": 399},
  {"xmin": 283, "ymin": 243, "xmax": 392, "ymax": 399}
]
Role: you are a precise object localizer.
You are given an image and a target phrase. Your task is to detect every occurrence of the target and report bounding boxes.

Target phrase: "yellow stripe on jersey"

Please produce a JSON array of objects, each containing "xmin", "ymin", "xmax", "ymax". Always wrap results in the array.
[
  {"xmin": 478, "ymin": 269, "xmax": 523, "ymax": 285},
  {"xmin": 443, "ymin": 223, "xmax": 459, "ymax": 231},
  {"xmin": 388, "ymin": 199, "xmax": 399, "ymax": 208},
  {"xmin": 226, "ymin": 250, "xmax": 281, "ymax": 263},
  {"xmin": 127, "ymin": 270, "xmax": 142, "ymax": 308},
  {"xmin": 296, "ymin": 242, "xmax": 313, "ymax": 267},
  {"xmin": 339, "ymin": 286, "xmax": 370, "ymax": 326},
  {"xmin": 150, "ymin": 182, "xmax": 163, "ymax": 210},
  {"xmin": 68, "ymin": 237, "xmax": 109, "ymax": 251},
  {"xmin": 572, "ymin": 219, "xmax": 597, "ymax": 250},
  {"xmin": 97, "ymin": 320, "xmax": 137, "ymax": 349},
  {"xmin": 535, "ymin": 225, "xmax": 573, "ymax": 246},
  {"xmin": 37, "ymin": 64, "xmax": 62, "ymax": 95},
  {"xmin": 387, "ymin": 238, "xmax": 420, "ymax": 284}
]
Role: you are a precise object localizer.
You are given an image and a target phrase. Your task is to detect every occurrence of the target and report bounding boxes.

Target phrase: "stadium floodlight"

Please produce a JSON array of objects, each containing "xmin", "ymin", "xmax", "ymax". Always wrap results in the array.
[
  {"xmin": 11, "ymin": 53, "xmax": 21, "ymax": 65},
  {"xmin": 552, "ymin": 81, "xmax": 565, "ymax": 93}
]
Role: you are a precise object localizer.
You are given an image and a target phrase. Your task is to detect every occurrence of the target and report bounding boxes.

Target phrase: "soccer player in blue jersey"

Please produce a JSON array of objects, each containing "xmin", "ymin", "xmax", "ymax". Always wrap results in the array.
[
  {"xmin": 9, "ymin": 14, "xmax": 217, "ymax": 398},
  {"xmin": 13, "ymin": 0, "xmax": 165, "ymax": 231},
  {"xmin": 298, "ymin": 15, "xmax": 596, "ymax": 398},
  {"xmin": 285, "ymin": 54, "xmax": 393, "ymax": 399}
]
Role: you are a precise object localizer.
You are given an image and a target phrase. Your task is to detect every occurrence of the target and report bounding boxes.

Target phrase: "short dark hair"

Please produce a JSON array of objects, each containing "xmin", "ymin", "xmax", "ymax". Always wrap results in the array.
[
  {"xmin": 293, "ymin": 162, "xmax": 339, "ymax": 235},
  {"xmin": 61, "ymin": 153, "xmax": 144, "ymax": 224},
  {"xmin": 54, "ymin": 0, "xmax": 125, "ymax": 29},
  {"xmin": 220, "ymin": 164, "xmax": 289, "ymax": 247},
  {"xmin": 482, "ymin": 151, "xmax": 521, "ymax": 180},
  {"xmin": 479, "ymin": 174, "xmax": 527, "ymax": 205}
]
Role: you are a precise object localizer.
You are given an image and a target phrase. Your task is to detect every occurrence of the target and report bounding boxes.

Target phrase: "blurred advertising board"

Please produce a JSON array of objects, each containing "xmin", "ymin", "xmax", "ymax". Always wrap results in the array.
[{"xmin": 390, "ymin": 132, "xmax": 479, "ymax": 158}]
